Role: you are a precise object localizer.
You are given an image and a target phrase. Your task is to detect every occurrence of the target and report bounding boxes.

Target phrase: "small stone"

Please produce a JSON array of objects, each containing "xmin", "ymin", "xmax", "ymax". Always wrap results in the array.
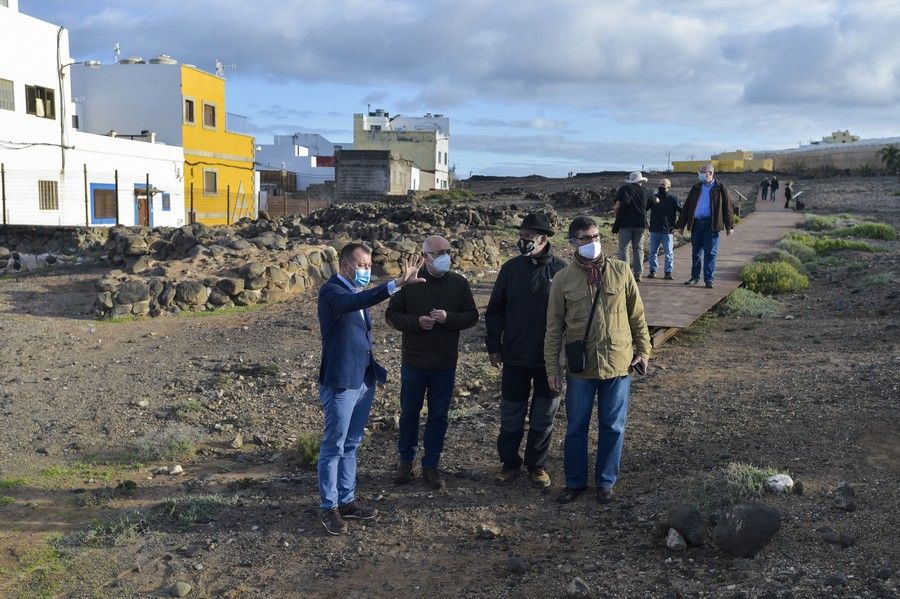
[
  {"xmin": 229, "ymin": 434, "xmax": 244, "ymax": 449},
  {"xmin": 171, "ymin": 581, "xmax": 192, "ymax": 597},
  {"xmin": 817, "ymin": 527, "xmax": 857, "ymax": 548},
  {"xmin": 874, "ymin": 567, "xmax": 891, "ymax": 580},
  {"xmin": 153, "ymin": 466, "xmax": 170, "ymax": 475},
  {"xmin": 566, "ymin": 576, "xmax": 595, "ymax": 599},
  {"xmin": 666, "ymin": 528, "xmax": 687, "ymax": 551},
  {"xmin": 169, "ymin": 465, "xmax": 185, "ymax": 476},
  {"xmin": 765, "ymin": 474, "xmax": 794, "ymax": 494},
  {"xmin": 832, "ymin": 482, "xmax": 856, "ymax": 511},
  {"xmin": 825, "ymin": 573, "xmax": 846, "ymax": 587},
  {"xmin": 476, "ymin": 524, "xmax": 499, "ymax": 540},
  {"xmin": 505, "ymin": 554, "xmax": 528, "ymax": 574},
  {"xmin": 193, "ymin": 563, "xmax": 204, "ymax": 571},
  {"xmin": 252, "ymin": 433, "xmax": 268, "ymax": 445},
  {"xmin": 135, "ymin": 399, "xmax": 150, "ymax": 408}
]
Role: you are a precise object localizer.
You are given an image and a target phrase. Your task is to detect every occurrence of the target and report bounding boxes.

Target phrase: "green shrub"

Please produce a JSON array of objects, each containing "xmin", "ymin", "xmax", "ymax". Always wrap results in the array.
[
  {"xmin": 295, "ymin": 433, "xmax": 320, "ymax": 471},
  {"xmin": 776, "ymin": 238, "xmax": 817, "ymax": 263},
  {"xmin": 783, "ymin": 230, "xmax": 815, "ymax": 245},
  {"xmin": 805, "ymin": 255, "xmax": 850, "ymax": 273},
  {"xmin": 132, "ymin": 426, "xmax": 197, "ymax": 462},
  {"xmin": 835, "ymin": 222, "xmax": 896, "ymax": 240},
  {"xmin": 810, "ymin": 237, "xmax": 880, "ymax": 255},
  {"xmin": 678, "ymin": 462, "xmax": 784, "ymax": 511},
  {"xmin": 753, "ymin": 249, "xmax": 803, "ymax": 271},
  {"xmin": 741, "ymin": 261, "xmax": 809, "ymax": 294},
  {"xmin": 861, "ymin": 272, "xmax": 897, "ymax": 286},
  {"xmin": 799, "ymin": 215, "xmax": 835, "ymax": 231},
  {"xmin": 721, "ymin": 288, "xmax": 782, "ymax": 318}
]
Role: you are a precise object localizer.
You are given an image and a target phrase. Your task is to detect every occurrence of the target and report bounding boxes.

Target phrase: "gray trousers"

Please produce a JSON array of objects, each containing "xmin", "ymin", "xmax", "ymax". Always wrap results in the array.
[
  {"xmin": 617, "ymin": 227, "xmax": 646, "ymax": 277},
  {"xmin": 497, "ymin": 365, "xmax": 560, "ymax": 470}
]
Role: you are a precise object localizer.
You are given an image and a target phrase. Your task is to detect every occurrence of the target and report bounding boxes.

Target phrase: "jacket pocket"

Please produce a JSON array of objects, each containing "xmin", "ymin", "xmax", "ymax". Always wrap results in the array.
[{"xmin": 564, "ymin": 290, "xmax": 589, "ymax": 324}]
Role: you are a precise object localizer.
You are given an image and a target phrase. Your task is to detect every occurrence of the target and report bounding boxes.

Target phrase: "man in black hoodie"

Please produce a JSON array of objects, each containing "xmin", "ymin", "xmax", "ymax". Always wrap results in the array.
[{"xmin": 485, "ymin": 213, "xmax": 567, "ymax": 488}]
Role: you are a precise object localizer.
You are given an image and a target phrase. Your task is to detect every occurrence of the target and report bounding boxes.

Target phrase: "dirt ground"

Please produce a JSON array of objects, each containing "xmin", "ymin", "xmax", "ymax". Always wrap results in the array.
[{"xmin": 0, "ymin": 175, "xmax": 897, "ymax": 598}]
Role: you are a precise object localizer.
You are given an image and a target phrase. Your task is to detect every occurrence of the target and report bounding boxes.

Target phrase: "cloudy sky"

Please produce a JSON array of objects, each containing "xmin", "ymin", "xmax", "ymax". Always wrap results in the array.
[{"xmin": 18, "ymin": 0, "xmax": 900, "ymax": 177}]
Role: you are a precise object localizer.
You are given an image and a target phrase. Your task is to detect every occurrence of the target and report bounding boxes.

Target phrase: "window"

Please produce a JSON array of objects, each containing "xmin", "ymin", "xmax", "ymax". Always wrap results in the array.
[
  {"xmin": 38, "ymin": 180, "xmax": 59, "ymax": 210},
  {"xmin": 93, "ymin": 188, "xmax": 116, "ymax": 220},
  {"xmin": 204, "ymin": 170, "xmax": 217, "ymax": 195},
  {"xmin": 162, "ymin": 193, "xmax": 171, "ymax": 211},
  {"xmin": 0, "ymin": 78, "xmax": 13, "ymax": 111},
  {"xmin": 25, "ymin": 85, "xmax": 55, "ymax": 119},
  {"xmin": 0, "ymin": 1, "xmax": 8, "ymax": 8},
  {"xmin": 71, "ymin": 114, "xmax": 79, "ymax": 129},
  {"xmin": 202, "ymin": 102, "xmax": 216, "ymax": 129},
  {"xmin": 184, "ymin": 98, "xmax": 195, "ymax": 124}
]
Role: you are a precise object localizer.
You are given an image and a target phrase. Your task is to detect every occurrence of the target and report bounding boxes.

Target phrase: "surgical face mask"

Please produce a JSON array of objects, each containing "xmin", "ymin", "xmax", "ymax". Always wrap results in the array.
[
  {"xmin": 353, "ymin": 268, "xmax": 371, "ymax": 287},
  {"xmin": 577, "ymin": 241, "xmax": 603, "ymax": 260},
  {"xmin": 431, "ymin": 254, "xmax": 451, "ymax": 274},
  {"xmin": 517, "ymin": 237, "xmax": 537, "ymax": 256},
  {"xmin": 698, "ymin": 173, "xmax": 707, "ymax": 182}
]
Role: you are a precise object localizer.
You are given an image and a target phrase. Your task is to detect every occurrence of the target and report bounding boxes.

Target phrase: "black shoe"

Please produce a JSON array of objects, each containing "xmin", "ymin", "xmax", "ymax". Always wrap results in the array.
[
  {"xmin": 684, "ymin": 278, "xmax": 699, "ymax": 286},
  {"xmin": 422, "ymin": 467, "xmax": 445, "ymax": 490},
  {"xmin": 338, "ymin": 499, "xmax": 378, "ymax": 520},
  {"xmin": 394, "ymin": 462, "xmax": 415, "ymax": 485},
  {"xmin": 596, "ymin": 487, "xmax": 615, "ymax": 504},
  {"xmin": 321, "ymin": 508, "xmax": 347, "ymax": 535},
  {"xmin": 705, "ymin": 281, "xmax": 714, "ymax": 289},
  {"xmin": 664, "ymin": 272, "xmax": 673, "ymax": 280},
  {"xmin": 555, "ymin": 486, "xmax": 587, "ymax": 504},
  {"xmin": 494, "ymin": 466, "xmax": 521, "ymax": 485},
  {"xmin": 647, "ymin": 271, "xmax": 655, "ymax": 279}
]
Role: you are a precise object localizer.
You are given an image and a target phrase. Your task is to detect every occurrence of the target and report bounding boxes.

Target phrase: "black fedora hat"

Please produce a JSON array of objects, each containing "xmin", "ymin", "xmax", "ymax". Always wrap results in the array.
[{"xmin": 519, "ymin": 213, "xmax": 555, "ymax": 237}]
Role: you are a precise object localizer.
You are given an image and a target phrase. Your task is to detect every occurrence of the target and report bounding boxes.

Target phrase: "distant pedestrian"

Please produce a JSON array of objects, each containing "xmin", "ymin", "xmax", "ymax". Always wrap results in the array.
[
  {"xmin": 676, "ymin": 164, "xmax": 735, "ymax": 289},
  {"xmin": 769, "ymin": 176, "xmax": 779, "ymax": 202},
  {"xmin": 647, "ymin": 178, "xmax": 682, "ymax": 280},
  {"xmin": 783, "ymin": 181, "xmax": 793, "ymax": 209},
  {"xmin": 759, "ymin": 177, "xmax": 770, "ymax": 202},
  {"xmin": 611, "ymin": 171, "xmax": 654, "ymax": 281},
  {"xmin": 485, "ymin": 213, "xmax": 567, "ymax": 489}
]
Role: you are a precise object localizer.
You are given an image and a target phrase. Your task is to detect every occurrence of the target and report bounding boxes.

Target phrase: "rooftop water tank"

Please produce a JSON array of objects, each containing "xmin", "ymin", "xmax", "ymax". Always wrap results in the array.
[
  {"xmin": 118, "ymin": 56, "xmax": 145, "ymax": 64},
  {"xmin": 149, "ymin": 54, "xmax": 177, "ymax": 64}
]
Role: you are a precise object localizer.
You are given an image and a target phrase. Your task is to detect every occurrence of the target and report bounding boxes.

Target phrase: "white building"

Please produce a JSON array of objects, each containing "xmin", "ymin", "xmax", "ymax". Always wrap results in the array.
[
  {"xmin": 353, "ymin": 109, "xmax": 450, "ymax": 190},
  {"xmin": 0, "ymin": 0, "xmax": 185, "ymax": 227},
  {"xmin": 255, "ymin": 133, "xmax": 344, "ymax": 191}
]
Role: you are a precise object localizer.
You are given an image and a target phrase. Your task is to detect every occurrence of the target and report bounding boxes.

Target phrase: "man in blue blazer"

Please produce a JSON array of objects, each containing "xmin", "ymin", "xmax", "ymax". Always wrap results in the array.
[{"xmin": 317, "ymin": 242, "xmax": 425, "ymax": 535}]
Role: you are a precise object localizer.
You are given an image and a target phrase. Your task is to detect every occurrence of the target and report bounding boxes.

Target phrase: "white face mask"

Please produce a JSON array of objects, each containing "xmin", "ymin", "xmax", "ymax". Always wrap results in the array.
[
  {"xmin": 431, "ymin": 254, "xmax": 451, "ymax": 274},
  {"xmin": 577, "ymin": 241, "xmax": 603, "ymax": 260},
  {"xmin": 698, "ymin": 173, "xmax": 708, "ymax": 182}
]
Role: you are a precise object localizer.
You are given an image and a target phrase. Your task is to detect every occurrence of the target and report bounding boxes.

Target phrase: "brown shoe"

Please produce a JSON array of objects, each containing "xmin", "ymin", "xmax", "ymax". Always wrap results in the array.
[
  {"xmin": 494, "ymin": 466, "xmax": 521, "ymax": 485},
  {"xmin": 596, "ymin": 487, "xmax": 615, "ymax": 504},
  {"xmin": 394, "ymin": 462, "xmax": 415, "ymax": 485},
  {"xmin": 321, "ymin": 508, "xmax": 347, "ymax": 535},
  {"xmin": 338, "ymin": 499, "xmax": 378, "ymax": 520},
  {"xmin": 422, "ymin": 467, "xmax": 444, "ymax": 490},
  {"xmin": 529, "ymin": 468, "xmax": 551, "ymax": 488}
]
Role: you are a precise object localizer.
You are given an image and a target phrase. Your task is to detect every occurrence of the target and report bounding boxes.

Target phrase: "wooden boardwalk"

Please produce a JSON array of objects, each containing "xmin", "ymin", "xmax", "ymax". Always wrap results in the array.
[{"xmin": 639, "ymin": 199, "xmax": 802, "ymax": 344}]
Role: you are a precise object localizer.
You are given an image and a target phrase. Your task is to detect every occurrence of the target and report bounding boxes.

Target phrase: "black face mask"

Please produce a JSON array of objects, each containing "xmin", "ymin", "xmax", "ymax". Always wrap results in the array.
[
  {"xmin": 658, "ymin": 186, "xmax": 667, "ymax": 198},
  {"xmin": 517, "ymin": 238, "xmax": 536, "ymax": 255}
]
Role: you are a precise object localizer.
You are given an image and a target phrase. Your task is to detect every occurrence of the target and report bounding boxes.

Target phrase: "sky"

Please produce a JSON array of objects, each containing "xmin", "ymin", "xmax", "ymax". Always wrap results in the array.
[{"xmin": 17, "ymin": 0, "xmax": 900, "ymax": 177}]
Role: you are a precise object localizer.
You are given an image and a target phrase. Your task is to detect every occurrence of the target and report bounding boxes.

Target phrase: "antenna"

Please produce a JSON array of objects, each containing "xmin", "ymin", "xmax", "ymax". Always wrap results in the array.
[
  {"xmin": 215, "ymin": 58, "xmax": 237, "ymax": 78},
  {"xmin": 114, "ymin": 42, "xmax": 121, "ymax": 64}
]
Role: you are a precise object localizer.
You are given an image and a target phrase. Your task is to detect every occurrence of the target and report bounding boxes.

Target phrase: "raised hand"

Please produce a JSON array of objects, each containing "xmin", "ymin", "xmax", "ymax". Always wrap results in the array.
[{"xmin": 395, "ymin": 255, "xmax": 426, "ymax": 288}]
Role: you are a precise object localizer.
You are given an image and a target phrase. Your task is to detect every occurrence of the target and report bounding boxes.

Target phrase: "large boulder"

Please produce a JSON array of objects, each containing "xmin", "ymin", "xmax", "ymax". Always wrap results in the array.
[
  {"xmin": 712, "ymin": 503, "xmax": 781, "ymax": 558},
  {"xmin": 216, "ymin": 277, "xmax": 245, "ymax": 296},
  {"xmin": 175, "ymin": 281, "xmax": 210, "ymax": 305},
  {"xmin": 115, "ymin": 280, "xmax": 150, "ymax": 305}
]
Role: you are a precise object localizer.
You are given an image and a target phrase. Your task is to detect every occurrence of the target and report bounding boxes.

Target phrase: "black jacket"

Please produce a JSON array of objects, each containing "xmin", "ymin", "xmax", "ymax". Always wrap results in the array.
[
  {"xmin": 612, "ymin": 183, "xmax": 654, "ymax": 231},
  {"xmin": 485, "ymin": 248, "xmax": 568, "ymax": 368},
  {"xmin": 649, "ymin": 192, "xmax": 682, "ymax": 233},
  {"xmin": 385, "ymin": 268, "xmax": 478, "ymax": 370}
]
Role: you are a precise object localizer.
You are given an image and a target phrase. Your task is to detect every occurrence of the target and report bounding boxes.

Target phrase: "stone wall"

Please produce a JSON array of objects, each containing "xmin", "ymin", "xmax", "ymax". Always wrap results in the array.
[{"xmin": 0, "ymin": 225, "xmax": 109, "ymax": 255}]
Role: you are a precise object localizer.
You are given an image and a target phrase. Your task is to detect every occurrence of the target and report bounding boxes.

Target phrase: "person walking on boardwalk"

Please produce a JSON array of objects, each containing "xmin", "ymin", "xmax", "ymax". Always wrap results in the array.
[
  {"xmin": 485, "ymin": 213, "xmax": 567, "ymax": 489},
  {"xmin": 759, "ymin": 177, "xmax": 770, "ymax": 202},
  {"xmin": 647, "ymin": 178, "xmax": 682, "ymax": 280},
  {"xmin": 316, "ymin": 243, "xmax": 425, "ymax": 535},
  {"xmin": 676, "ymin": 164, "xmax": 735, "ymax": 289},
  {"xmin": 544, "ymin": 216, "xmax": 651, "ymax": 505},
  {"xmin": 611, "ymin": 171, "xmax": 654, "ymax": 282},
  {"xmin": 769, "ymin": 176, "xmax": 779, "ymax": 202},
  {"xmin": 783, "ymin": 181, "xmax": 794, "ymax": 209},
  {"xmin": 386, "ymin": 235, "xmax": 478, "ymax": 490}
]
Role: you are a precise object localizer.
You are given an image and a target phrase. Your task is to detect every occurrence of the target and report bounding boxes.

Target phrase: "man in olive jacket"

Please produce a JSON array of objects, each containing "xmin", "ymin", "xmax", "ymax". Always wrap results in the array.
[
  {"xmin": 385, "ymin": 235, "xmax": 478, "ymax": 490},
  {"xmin": 676, "ymin": 164, "xmax": 735, "ymax": 289},
  {"xmin": 485, "ymin": 213, "xmax": 567, "ymax": 488},
  {"xmin": 545, "ymin": 216, "xmax": 651, "ymax": 505}
]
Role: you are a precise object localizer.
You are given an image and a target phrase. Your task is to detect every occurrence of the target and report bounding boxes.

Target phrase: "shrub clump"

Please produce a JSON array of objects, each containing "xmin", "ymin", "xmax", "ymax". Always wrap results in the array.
[
  {"xmin": 677, "ymin": 462, "xmax": 783, "ymax": 511},
  {"xmin": 721, "ymin": 288, "xmax": 783, "ymax": 318},
  {"xmin": 776, "ymin": 238, "xmax": 817, "ymax": 263},
  {"xmin": 809, "ymin": 237, "xmax": 880, "ymax": 255},
  {"xmin": 799, "ymin": 215, "xmax": 836, "ymax": 231},
  {"xmin": 835, "ymin": 222, "xmax": 896, "ymax": 240},
  {"xmin": 295, "ymin": 433, "xmax": 320, "ymax": 471},
  {"xmin": 741, "ymin": 261, "xmax": 809, "ymax": 294},
  {"xmin": 753, "ymin": 249, "xmax": 803, "ymax": 271}
]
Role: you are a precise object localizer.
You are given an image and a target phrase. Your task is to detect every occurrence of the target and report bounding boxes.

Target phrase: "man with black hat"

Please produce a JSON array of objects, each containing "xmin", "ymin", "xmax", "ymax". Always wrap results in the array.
[{"xmin": 486, "ymin": 213, "xmax": 568, "ymax": 488}]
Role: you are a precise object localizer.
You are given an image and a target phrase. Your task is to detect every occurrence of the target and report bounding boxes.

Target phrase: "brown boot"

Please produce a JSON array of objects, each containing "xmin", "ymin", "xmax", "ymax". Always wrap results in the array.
[
  {"xmin": 529, "ymin": 468, "xmax": 551, "ymax": 488},
  {"xmin": 422, "ymin": 467, "xmax": 444, "ymax": 490},
  {"xmin": 321, "ymin": 508, "xmax": 347, "ymax": 535},
  {"xmin": 394, "ymin": 462, "xmax": 415, "ymax": 485},
  {"xmin": 338, "ymin": 499, "xmax": 378, "ymax": 520}
]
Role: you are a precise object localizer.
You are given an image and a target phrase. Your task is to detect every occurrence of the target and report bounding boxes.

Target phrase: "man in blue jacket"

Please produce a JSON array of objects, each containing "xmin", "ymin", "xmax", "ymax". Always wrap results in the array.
[{"xmin": 317, "ymin": 242, "xmax": 425, "ymax": 535}]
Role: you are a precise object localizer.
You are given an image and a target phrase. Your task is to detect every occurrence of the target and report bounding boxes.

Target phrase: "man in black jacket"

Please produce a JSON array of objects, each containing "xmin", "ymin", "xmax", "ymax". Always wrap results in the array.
[
  {"xmin": 485, "ymin": 213, "xmax": 567, "ymax": 488},
  {"xmin": 612, "ymin": 171, "xmax": 654, "ymax": 281},
  {"xmin": 385, "ymin": 235, "xmax": 478, "ymax": 490},
  {"xmin": 647, "ymin": 178, "xmax": 682, "ymax": 279}
]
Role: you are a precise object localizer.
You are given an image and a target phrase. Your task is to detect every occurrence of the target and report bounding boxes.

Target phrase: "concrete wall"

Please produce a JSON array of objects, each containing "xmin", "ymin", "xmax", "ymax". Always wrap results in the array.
[
  {"xmin": 335, "ymin": 150, "xmax": 414, "ymax": 203},
  {"xmin": 758, "ymin": 138, "xmax": 900, "ymax": 171}
]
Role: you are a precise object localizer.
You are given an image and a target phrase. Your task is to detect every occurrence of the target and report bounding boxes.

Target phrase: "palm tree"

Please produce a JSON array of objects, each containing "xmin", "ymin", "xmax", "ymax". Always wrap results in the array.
[{"xmin": 877, "ymin": 144, "xmax": 900, "ymax": 174}]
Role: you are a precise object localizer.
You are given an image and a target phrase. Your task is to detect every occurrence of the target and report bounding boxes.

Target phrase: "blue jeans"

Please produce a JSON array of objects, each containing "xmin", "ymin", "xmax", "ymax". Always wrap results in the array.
[
  {"xmin": 317, "ymin": 381, "xmax": 375, "ymax": 510},
  {"xmin": 648, "ymin": 231, "xmax": 674, "ymax": 274},
  {"xmin": 690, "ymin": 217, "xmax": 720, "ymax": 283},
  {"xmin": 398, "ymin": 365, "xmax": 456, "ymax": 468},
  {"xmin": 563, "ymin": 375, "xmax": 631, "ymax": 489}
]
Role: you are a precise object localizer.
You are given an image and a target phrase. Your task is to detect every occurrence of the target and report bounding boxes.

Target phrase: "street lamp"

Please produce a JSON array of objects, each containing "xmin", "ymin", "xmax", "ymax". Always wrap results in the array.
[{"xmin": 57, "ymin": 60, "xmax": 100, "ymax": 172}]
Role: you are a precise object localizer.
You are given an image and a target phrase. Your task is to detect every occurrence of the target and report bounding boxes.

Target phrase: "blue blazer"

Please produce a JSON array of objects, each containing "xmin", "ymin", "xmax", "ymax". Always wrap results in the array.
[{"xmin": 318, "ymin": 275, "xmax": 391, "ymax": 389}]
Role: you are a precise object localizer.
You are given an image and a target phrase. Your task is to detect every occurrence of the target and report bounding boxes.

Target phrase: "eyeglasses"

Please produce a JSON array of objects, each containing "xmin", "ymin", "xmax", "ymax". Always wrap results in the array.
[
  {"xmin": 572, "ymin": 234, "xmax": 599, "ymax": 243},
  {"xmin": 425, "ymin": 249, "xmax": 452, "ymax": 258}
]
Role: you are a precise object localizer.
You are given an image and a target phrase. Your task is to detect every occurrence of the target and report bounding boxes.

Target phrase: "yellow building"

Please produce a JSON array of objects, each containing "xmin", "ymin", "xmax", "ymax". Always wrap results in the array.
[
  {"xmin": 181, "ymin": 65, "xmax": 255, "ymax": 225},
  {"xmin": 672, "ymin": 150, "xmax": 773, "ymax": 173}
]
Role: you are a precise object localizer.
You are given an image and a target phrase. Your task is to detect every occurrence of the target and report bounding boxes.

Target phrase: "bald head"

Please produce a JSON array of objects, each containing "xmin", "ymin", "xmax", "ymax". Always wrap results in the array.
[
  {"xmin": 423, "ymin": 235, "xmax": 450, "ymax": 253},
  {"xmin": 423, "ymin": 235, "xmax": 452, "ymax": 276}
]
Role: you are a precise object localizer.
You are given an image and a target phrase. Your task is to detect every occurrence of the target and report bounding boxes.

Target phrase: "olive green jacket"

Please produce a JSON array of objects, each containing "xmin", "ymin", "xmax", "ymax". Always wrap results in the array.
[{"xmin": 544, "ymin": 257, "xmax": 651, "ymax": 379}]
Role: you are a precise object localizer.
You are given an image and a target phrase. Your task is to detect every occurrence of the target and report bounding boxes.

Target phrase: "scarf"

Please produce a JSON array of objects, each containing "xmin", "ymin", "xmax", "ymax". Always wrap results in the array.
[{"xmin": 574, "ymin": 252, "xmax": 606, "ymax": 288}]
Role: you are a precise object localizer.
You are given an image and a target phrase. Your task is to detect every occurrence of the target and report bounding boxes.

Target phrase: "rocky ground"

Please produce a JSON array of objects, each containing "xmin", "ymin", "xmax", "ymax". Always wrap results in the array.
[{"xmin": 0, "ymin": 175, "xmax": 897, "ymax": 598}]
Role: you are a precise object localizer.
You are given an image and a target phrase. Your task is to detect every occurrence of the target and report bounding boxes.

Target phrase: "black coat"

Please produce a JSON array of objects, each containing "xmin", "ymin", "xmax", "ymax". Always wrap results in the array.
[
  {"xmin": 649, "ymin": 192, "xmax": 683, "ymax": 233},
  {"xmin": 485, "ymin": 248, "xmax": 568, "ymax": 368}
]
